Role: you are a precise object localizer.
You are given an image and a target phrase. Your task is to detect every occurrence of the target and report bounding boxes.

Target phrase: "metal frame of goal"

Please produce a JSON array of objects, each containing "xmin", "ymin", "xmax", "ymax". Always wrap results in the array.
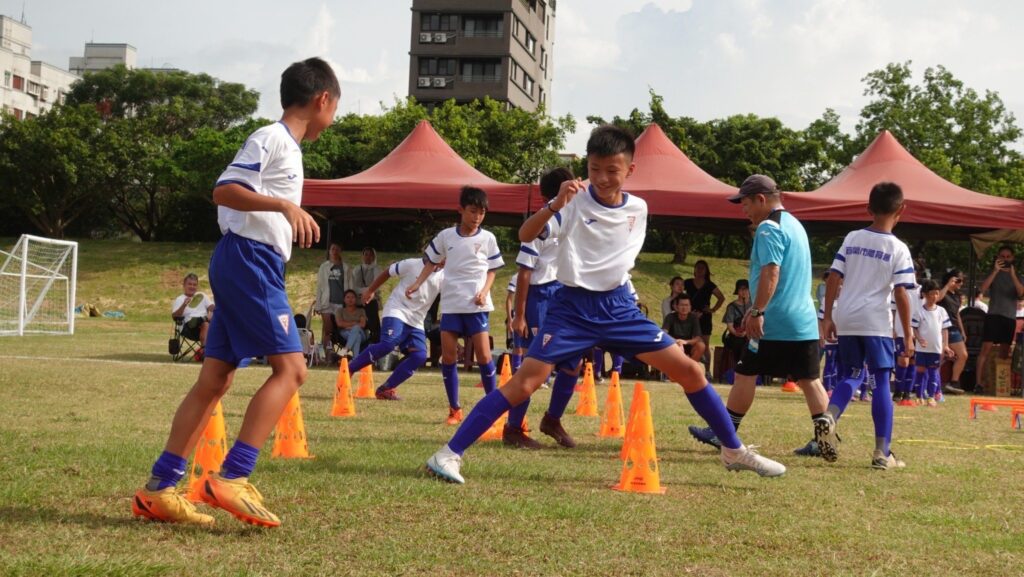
[{"xmin": 0, "ymin": 234, "xmax": 79, "ymax": 336}]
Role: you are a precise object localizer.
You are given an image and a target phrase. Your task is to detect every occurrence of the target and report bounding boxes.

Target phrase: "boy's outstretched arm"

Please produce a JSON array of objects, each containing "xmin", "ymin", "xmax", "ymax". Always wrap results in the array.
[
  {"xmin": 519, "ymin": 178, "xmax": 583, "ymax": 242},
  {"xmin": 405, "ymin": 261, "xmax": 439, "ymax": 298},
  {"xmin": 212, "ymin": 182, "xmax": 320, "ymax": 248},
  {"xmin": 361, "ymin": 268, "xmax": 393, "ymax": 305}
]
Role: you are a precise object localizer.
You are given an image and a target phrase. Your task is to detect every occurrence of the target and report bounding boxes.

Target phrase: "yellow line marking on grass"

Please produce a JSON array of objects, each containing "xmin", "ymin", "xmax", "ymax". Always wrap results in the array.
[
  {"xmin": 895, "ymin": 439, "xmax": 1024, "ymax": 452},
  {"xmin": 0, "ymin": 354, "xmax": 203, "ymax": 368}
]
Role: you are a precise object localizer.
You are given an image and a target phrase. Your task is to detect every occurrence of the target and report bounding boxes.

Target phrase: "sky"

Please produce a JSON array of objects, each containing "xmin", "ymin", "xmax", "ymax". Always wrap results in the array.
[{"xmin": 7, "ymin": 0, "xmax": 1024, "ymax": 155}]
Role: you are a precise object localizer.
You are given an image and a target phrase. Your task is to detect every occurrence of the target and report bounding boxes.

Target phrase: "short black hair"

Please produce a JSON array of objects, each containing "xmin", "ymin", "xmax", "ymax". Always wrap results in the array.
[
  {"xmin": 460, "ymin": 186, "xmax": 488, "ymax": 209},
  {"xmin": 280, "ymin": 57, "xmax": 341, "ymax": 109},
  {"xmin": 671, "ymin": 293, "xmax": 692, "ymax": 308},
  {"xmin": 941, "ymin": 268, "xmax": 962, "ymax": 286},
  {"xmin": 868, "ymin": 182, "xmax": 904, "ymax": 215},
  {"xmin": 919, "ymin": 279, "xmax": 940, "ymax": 293},
  {"xmin": 587, "ymin": 125, "xmax": 635, "ymax": 160},
  {"xmin": 997, "ymin": 245, "xmax": 1016, "ymax": 256},
  {"xmin": 539, "ymin": 167, "xmax": 574, "ymax": 200}
]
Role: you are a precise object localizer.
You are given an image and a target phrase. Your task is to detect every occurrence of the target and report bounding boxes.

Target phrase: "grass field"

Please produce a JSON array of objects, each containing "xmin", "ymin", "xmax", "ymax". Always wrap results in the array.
[{"xmin": 1, "ymin": 240, "xmax": 1022, "ymax": 576}]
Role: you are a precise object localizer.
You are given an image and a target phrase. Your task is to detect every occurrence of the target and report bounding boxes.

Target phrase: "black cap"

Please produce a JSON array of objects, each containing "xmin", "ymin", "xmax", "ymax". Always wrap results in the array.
[
  {"xmin": 727, "ymin": 174, "xmax": 779, "ymax": 204},
  {"xmin": 733, "ymin": 279, "xmax": 749, "ymax": 294}
]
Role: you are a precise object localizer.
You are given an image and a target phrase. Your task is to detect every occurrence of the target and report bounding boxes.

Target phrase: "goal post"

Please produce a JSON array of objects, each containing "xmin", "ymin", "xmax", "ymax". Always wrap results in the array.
[{"xmin": 0, "ymin": 234, "xmax": 78, "ymax": 336}]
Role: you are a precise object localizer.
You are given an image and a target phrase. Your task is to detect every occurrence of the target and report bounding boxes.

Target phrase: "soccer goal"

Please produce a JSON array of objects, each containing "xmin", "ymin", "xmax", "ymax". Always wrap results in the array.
[{"xmin": 0, "ymin": 235, "xmax": 78, "ymax": 336}]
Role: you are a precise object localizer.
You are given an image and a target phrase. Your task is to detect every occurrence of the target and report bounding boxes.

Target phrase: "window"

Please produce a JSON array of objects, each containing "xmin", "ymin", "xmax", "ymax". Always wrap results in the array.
[
  {"xmin": 525, "ymin": 32, "xmax": 536, "ymax": 54},
  {"xmin": 524, "ymin": 74, "xmax": 534, "ymax": 96},
  {"xmin": 12, "ymin": 74, "xmax": 24, "ymax": 91},
  {"xmin": 462, "ymin": 59, "xmax": 501, "ymax": 82},
  {"xmin": 421, "ymin": 13, "xmax": 457, "ymax": 31},
  {"xmin": 512, "ymin": 16, "xmax": 521, "ymax": 38},
  {"xmin": 509, "ymin": 60, "xmax": 520, "ymax": 83},
  {"xmin": 419, "ymin": 57, "xmax": 457, "ymax": 76},
  {"xmin": 540, "ymin": 48, "xmax": 547, "ymax": 70},
  {"xmin": 3, "ymin": 71, "xmax": 9, "ymax": 87},
  {"xmin": 539, "ymin": 88, "xmax": 546, "ymax": 105},
  {"xmin": 13, "ymin": 107, "xmax": 22, "ymax": 120},
  {"xmin": 463, "ymin": 15, "xmax": 503, "ymax": 37}
]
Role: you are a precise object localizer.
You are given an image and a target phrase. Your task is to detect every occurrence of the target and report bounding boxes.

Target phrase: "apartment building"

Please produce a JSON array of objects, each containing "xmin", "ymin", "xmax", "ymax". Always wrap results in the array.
[{"xmin": 0, "ymin": 15, "xmax": 79, "ymax": 119}]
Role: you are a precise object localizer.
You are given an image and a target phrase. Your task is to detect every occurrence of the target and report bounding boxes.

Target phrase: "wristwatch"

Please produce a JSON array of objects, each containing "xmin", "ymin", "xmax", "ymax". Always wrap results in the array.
[{"xmin": 750, "ymin": 307, "xmax": 764, "ymax": 318}]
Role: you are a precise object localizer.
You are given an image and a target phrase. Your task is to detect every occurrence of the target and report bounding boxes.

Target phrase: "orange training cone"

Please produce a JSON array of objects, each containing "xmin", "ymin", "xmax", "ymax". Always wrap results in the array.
[
  {"xmin": 781, "ymin": 380, "xmax": 800, "ymax": 393},
  {"xmin": 620, "ymin": 382, "xmax": 646, "ymax": 461},
  {"xmin": 186, "ymin": 401, "xmax": 228, "ymax": 502},
  {"xmin": 355, "ymin": 365, "xmax": 375, "ymax": 398},
  {"xmin": 331, "ymin": 357, "xmax": 357, "ymax": 417},
  {"xmin": 599, "ymin": 372, "xmax": 625, "ymax": 438},
  {"xmin": 576, "ymin": 363, "xmax": 599, "ymax": 417},
  {"xmin": 271, "ymin": 391, "xmax": 314, "ymax": 459},
  {"xmin": 576, "ymin": 361, "xmax": 593, "ymax": 392},
  {"xmin": 613, "ymin": 390, "xmax": 666, "ymax": 494},
  {"xmin": 480, "ymin": 411, "xmax": 508, "ymax": 441},
  {"xmin": 500, "ymin": 355, "xmax": 513, "ymax": 384}
]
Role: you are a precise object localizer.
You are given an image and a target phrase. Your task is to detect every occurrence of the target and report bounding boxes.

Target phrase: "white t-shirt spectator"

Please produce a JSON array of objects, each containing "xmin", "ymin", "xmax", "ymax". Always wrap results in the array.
[{"xmin": 172, "ymin": 293, "xmax": 213, "ymax": 322}]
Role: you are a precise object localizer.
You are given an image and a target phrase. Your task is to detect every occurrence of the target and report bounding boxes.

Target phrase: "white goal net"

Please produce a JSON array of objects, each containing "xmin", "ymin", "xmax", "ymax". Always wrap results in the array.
[{"xmin": 0, "ymin": 235, "xmax": 78, "ymax": 336}]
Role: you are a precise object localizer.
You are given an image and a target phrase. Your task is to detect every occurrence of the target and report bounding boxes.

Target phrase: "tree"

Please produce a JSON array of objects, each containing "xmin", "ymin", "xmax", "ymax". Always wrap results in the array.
[
  {"xmin": 66, "ymin": 67, "xmax": 259, "ymax": 240},
  {"xmin": 0, "ymin": 105, "xmax": 111, "ymax": 238}
]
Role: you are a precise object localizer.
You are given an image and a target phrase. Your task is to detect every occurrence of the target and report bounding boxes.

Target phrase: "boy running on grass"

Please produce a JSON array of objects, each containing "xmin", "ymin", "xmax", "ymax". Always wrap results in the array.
[
  {"xmin": 406, "ymin": 186, "xmax": 504, "ymax": 425},
  {"xmin": 425, "ymin": 125, "xmax": 786, "ymax": 484},
  {"xmin": 131, "ymin": 58, "xmax": 339, "ymax": 527},
  {"xmin": 820, "ymin": 181, "xmax": 915, "ymax": 470},
  {"xmin": 348, "ymin": 256, "xmax": 444, "ymax": 400}
]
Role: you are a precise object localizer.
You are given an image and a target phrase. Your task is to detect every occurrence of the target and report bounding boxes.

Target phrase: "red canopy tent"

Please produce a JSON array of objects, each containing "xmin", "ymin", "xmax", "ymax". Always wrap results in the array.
[
  {"xmin": 303, "ymin": 120, "xmax": 530, "ymax": 224},
  {"xmin": 785, "ymin": 130, "xmax": 1024, "ymax": 240}
]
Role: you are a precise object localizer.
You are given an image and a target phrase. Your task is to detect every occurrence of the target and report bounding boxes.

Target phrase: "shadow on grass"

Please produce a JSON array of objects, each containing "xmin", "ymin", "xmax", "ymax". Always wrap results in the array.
[
  {"xmin": 91, "ymin": 353, "xmax": 187, "ymax": 365},
  {"xmin": 0, "ymin": 504, "xmax": 264, "ymax": 536}
]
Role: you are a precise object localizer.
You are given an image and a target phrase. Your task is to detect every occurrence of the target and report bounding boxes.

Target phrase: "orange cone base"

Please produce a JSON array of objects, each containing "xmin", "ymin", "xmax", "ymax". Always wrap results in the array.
[
  {"xmin": 611, "ymin": 482, "xmax": 666, "ymax": 494},
  {"xmin": 781, "ymin": 381, "xmax": 800, "ymax": 393}
]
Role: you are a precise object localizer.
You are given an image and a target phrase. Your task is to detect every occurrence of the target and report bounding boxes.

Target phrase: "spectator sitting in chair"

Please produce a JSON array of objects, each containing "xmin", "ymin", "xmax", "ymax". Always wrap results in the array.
[
  {"xmin": 315, "ymin": 241, "xmax": 353, "ymax": 361},
  {"xmin": 334, "ymin": 289, "xmax": 368, "ymax": 357},
  {"xmin": 722, "ymin": 279, "xmax": 752, "ymax": 362},
  {"xmin": 663, "ymin": 293, "xmax": 705, "ymax": 363},
  {"xmin": 171, "ymin": 273, "xmax": 215, "ymax": 347}
]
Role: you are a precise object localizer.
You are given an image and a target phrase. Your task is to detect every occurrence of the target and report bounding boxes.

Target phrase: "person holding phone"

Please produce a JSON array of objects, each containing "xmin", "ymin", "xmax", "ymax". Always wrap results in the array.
[{"xmin": 976, "ymin": 245, "xmax": 1024, "ymax": 391}]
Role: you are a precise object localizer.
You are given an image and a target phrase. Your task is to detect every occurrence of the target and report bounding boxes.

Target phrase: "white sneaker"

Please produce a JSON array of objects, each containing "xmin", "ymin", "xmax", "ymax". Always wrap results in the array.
[
  {"xmin": 871, "ymin": 450, "xmax": 906, "ymax": 470},
  {"xmin": 426, "ymin": 445, "xmax": 465, "ymax": 484},
  {"xmin": 814, "ymin": 414, "xmax": 840, "ymax": 463},
  {"xmin": 721, "ymin": 445, "xmax": 787, "ymax": 477}
]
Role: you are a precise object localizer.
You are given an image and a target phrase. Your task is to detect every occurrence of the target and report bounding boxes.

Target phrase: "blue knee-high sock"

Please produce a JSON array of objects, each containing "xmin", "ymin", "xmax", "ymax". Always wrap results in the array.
[
  {"xmin": 927, "ymin": 366, "xmax": 941, "ymax": 397},
  {"xmin": 381, "ymin": 350, "xmax": 426, "ymax": 390},
  {"xmin": 893, "ymin": 365, "xmax": 907, "ymax": 394},
  {"xmin": 510, "ymin": 353, "xmax": 522, "ymax": 373},
  {"xmin": 441, "ymin": 362, "xmax": 459, "ymax": 409},
  {"xmin": 449, "ymin": 390, "xmax": 514, "ymax": 455},
  {"xmin": 479, "ymin": 359, "xmax": 497, "ymax": 394},
  {"xmin": 870, "ymin": 369, "xmax": 894, "ymax": 455},
  {"xmin": 592, "ymin": 348, "xmax": 605, "ymax": 375},
  {"xmin": 507, "ymin": 396, "xmax": 530, "ymax": 428},
  {"xmin": 148, "ymin": 450, "xmax": 188, "ymax": 491},
  {"xmin": 220, "ymin": 440, "xmax": 260, "ymax": 480},
  {"xmin": 685, "ymin": 385, "xmax": 742, "ymax": 450},
  {"xmin": 611, "ymin": 354, "xmax": 624, "ymax": 374},
  {"xmin": 913, "ymin": 369, "xmax": 926, "ymax": 398},
  {"xmin": 900, "ymin": 364, "xmax": 914, "ymax": 394},
  {"xmin": 546, "ymin": 370, "xmax": 579, "ymax": 418},
  {"xmin": 828, "ymin": 365, "xmax": 864, "ymax": 420},
  {"xmin": 824, "ymin": 350, "xmax": 837, "ymax": 392},
  {"xmin": 349, "ymin": 340, "xmax": 395, "ymax": 374}
]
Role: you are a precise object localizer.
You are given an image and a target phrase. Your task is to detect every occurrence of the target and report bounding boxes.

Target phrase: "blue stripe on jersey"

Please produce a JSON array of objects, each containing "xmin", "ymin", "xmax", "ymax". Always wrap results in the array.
[
  {"xmin": 395, "ymin": 261, "xmax": 400, "ymax": 275},
  {"xmin": 230, "ymin": 162, "xmax": 262, "ymax": 172},
  {"xmin": 829, "ymin": 268, "xmax": 845, "ymax": 277},
  {"xmin": 518, "ymin": 263, "xmax": 536, "ymax": 271},
  {"xmin": 896, "ymin": 283, "xmax": 916, "ymax": 289},
  {"xmin": 519, "ymin": 245, "xmax": 539, "ymax": 257},
  {"xmin": 834, "ymin": 252, "xmax": 846, "ymax": 262},
  {"xmin": 553, "ymin": 212, "xmax": 562, "ymax": 225},
  {"xmin": 538, "ymin": 225, "xmax": 549, "ymax": 241},
  {"xmin": 894, "ymin": 267, "xmax": 914, "ymax": 274},
  {"xmin": 216, "ymin": 179, "xmax": 257, "ymax": 192},
  {"xmin": 488, "ymin": 253, "xmax": 502, "ymax": 260},
  {"xmin": 426, "ymin": 240, "xmax": 441, "ymax": 262}
]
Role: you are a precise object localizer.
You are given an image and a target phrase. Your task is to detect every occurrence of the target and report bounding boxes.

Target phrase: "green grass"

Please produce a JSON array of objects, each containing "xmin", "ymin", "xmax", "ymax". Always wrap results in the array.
[{"xmin": 0, "ymin": 240, "xmax": 1022, "ymax": 576}]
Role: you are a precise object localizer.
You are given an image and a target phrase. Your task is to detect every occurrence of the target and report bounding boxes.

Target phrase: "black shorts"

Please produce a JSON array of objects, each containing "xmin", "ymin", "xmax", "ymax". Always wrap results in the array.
[
  {"xmin": 981, "ymin": 314, "xmax": 1016, "ymax": 344},
  {"xmin": 182, "ymin": 316, "xmax": 206, "ymax": 340},
  {"xmin": 697, "ymin": 313, "xmax": 712, "ymax": 337},
  {"xmin": 735, "ymin": 339, "xmax": 820, "ymax": 380}
]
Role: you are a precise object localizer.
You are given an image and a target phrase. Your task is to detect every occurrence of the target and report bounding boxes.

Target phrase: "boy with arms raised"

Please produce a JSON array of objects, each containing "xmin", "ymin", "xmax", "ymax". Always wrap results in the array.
[
  {"xmin": 820, "ymin": 182, "xmax": 915, "ymax": 469},
  {"xmin": 426, "ymin": 126, "xmax": 786, "ymax": 483},
  {"xmin": 132, "ymin": 58, "xmax": 339, "ymax": 526},
  {"xmin": 347, "ymin": 255, "xmax": 444, "ymax": 400},
  {"xmin": 406, "ymin": 187, "xmax": 504, "ymax": 425}
]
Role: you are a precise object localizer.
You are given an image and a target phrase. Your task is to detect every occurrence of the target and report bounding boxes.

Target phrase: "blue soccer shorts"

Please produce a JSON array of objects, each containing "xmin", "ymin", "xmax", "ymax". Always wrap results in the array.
[
  {"xmin": 837, "ymin": 335, "xmax": 895, "ymax": 372},
  {"xmin": 526, "ymin": 284, "xmax": 673, "ymax": 368},
  {"xmin": 379, "ymin": 317, "xmax": 428, "ymax": 353},
  {"xmin": 204, "ymin": 232, "xmax": 301, "ymax": 366},
  {"xmin": 516, "ymin": 281, "xmax": 562, "ymax": 349},
  {"xmin": 440, "ymin": 311, "xmax": 490, "ymax": 338}
]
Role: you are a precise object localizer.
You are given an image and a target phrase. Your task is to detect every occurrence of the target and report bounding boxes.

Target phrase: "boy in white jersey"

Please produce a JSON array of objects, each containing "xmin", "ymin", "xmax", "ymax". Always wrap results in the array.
[
  {"xmin": 892, "ymin": 283, "xmax": 922, "ymax": 406},
  {"xmin": 132, "ymin": 58, "xmax": 339, "ymax": 527},
  {"xmin": 346, "ymin": 256, "xmax": 444, "ymax": 400},
  {"xmin": 821, "ymin": 182, "xmax": 915, "ymax": 470},
  {"xmin": 912, "ymin": 279, "xmax": 952, "ymax": 407},
  {"xmin": 407, "ymin": 187, "xmax": 504, "ymax": 425},
  {"xmin": 425, "ymin": 125, "xmax": 786, "ymax": 484}
]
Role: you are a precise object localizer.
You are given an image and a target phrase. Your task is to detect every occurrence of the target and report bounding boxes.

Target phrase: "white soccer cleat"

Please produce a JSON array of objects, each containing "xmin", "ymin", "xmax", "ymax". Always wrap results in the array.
[
  {"xmin": 871, "ymin": 450, "xmax": 906, "ymax": 470},
  {"xmin": 721, "ymin": 445, "xmax": 787, "ymax": 477},
  {"xmin": 426, "ymin": 445, "xmax": 465, "ymax": 484}
]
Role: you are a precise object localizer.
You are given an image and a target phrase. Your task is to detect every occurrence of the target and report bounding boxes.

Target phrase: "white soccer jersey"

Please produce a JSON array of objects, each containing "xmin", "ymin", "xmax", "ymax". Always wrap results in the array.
[
  {"xmin": 383, "ymin": 258, "xmax": 444, "ymax": 328},
  {"xmin": 891, "ymin": 285, "xmax": 921, "ymax": 339},
  {"xmin": 425, "ymin": 226, "xmax": 504, "ymax": 314},
  {"xmin": 556, "ymin": 187, "xmax": 646, "ymax": 292},
  {"xmin": 507, "ymin": 273, "xmax": 517, "ymax": 293},
  {"xmin": 516, "ymin": 212, "xmax": 561, "ymax": 285},
  {"xmin": 830, "ymin": 229, "xmax": 915, "ymax": 337},
  {"xmin": 912, "ymin": 304, "xmax": 951, "ymax": 354},
  {"xmin": 215, "ymin": 122, "xmax": 304, "ymax": 261}
]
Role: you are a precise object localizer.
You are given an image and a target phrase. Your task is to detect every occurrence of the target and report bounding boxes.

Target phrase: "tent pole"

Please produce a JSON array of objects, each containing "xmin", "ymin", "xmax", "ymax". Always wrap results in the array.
[
  {"xmin": 326, "ymin": 217, "xmax": 334, "ymax": 260},
  {"xmin": 967, "ymin": 241, "xmax": 976, "ymax": 307}
]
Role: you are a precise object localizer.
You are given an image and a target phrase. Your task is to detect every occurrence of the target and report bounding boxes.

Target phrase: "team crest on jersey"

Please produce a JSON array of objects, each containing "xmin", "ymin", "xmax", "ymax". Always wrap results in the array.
[
  {"xmin": 627, "ymin": 216, "xmax": 636, "ymax": 232},
  {"xmin": 387, "ymin": 329, "xmax": 394, "ymax": 336},
  {"xmin": 277, "ymin": 314, "xmax": 290, "ymax": 334},
  {"xmin": 542, "ymin": 334, "xmax": 553, "ymax": 347},
  {"xmin": 531, "ymin": 327, "xmax": 538, "ymax": 336},
  {"xmin": 473, "ymin": 242, "xmax": 482, "ymax": 254}
]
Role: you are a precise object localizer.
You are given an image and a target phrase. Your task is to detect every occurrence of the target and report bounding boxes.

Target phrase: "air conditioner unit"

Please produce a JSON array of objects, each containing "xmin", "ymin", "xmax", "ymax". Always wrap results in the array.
[
  {"xmin": 433, "ymin": 32, "xmax": 448, "ymax": 43},
  {"xmin": 432, "ymin": 77, "xmax": 447, "ymax": 88},
  {"xmin": 417, "ymin": 77, "xmax": 431, "ymax": 88},
  {"xmin": 419, "ymin": 32, "xmax": 433, "ymax": 43}
]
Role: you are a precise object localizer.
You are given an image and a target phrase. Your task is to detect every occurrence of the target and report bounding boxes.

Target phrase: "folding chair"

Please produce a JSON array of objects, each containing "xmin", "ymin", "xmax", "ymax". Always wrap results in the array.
[
  {"xmin": 169, "ymin": 316, "xmax": 202, "ymax": 362},
  {"xmin": 294, "ymin": 303, "xmax": 322, "ymax": 368}
]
